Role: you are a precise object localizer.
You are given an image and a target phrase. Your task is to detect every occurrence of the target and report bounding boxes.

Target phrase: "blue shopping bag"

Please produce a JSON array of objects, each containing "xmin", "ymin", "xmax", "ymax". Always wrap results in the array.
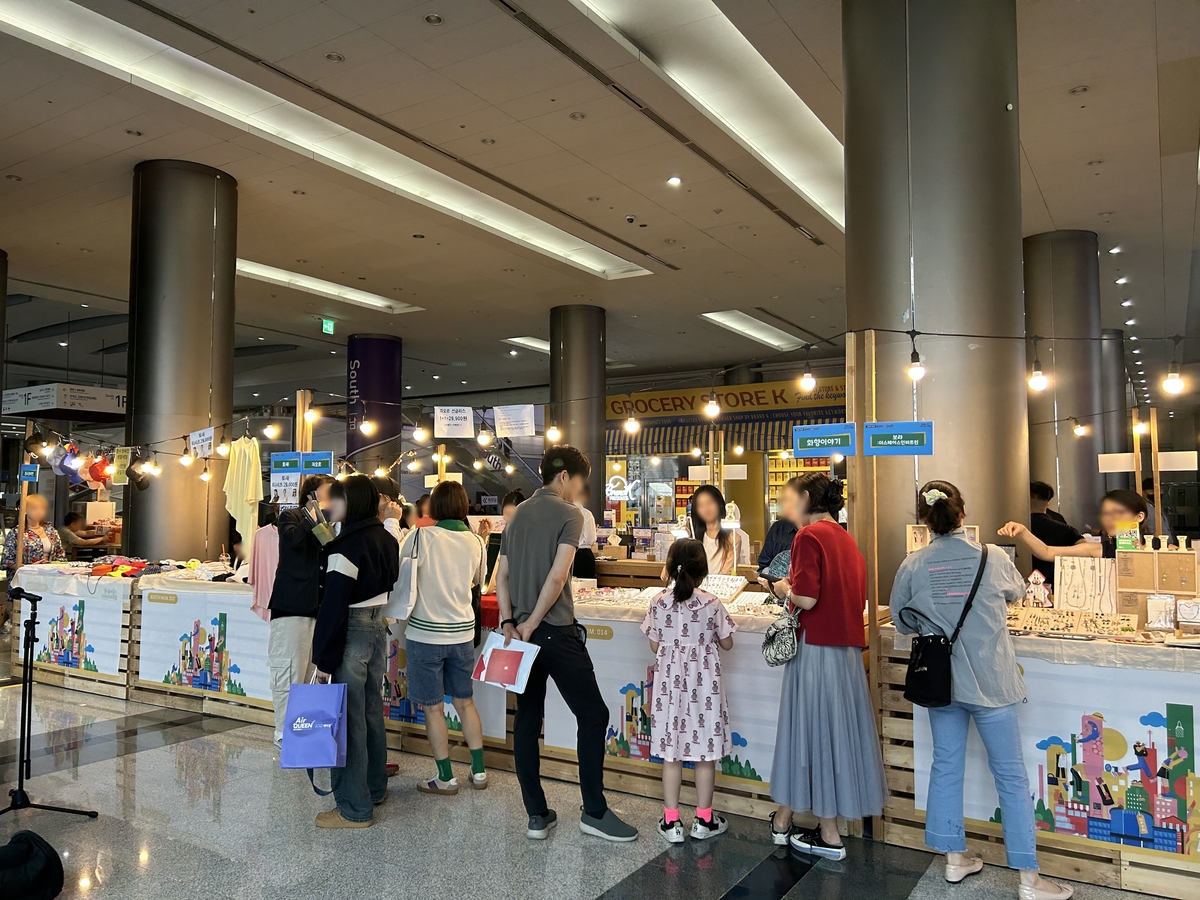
[{"xmin": 280, "ymin": 681, "xmax": 347, "ymax": 772}]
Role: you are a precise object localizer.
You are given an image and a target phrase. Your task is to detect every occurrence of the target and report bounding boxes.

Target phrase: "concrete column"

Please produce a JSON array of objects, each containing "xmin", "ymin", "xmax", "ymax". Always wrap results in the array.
[
  {"xmin": 1100, "ymin": 329, "xmax": 1130, "ymax": 490},
  {"xmin": 723, "ymin": 365, "xmax": 761, "ymax": 385},
  {"xmin": 125, "ymin": 160, "xmax": 236, "ymax": 560},
  {"xmin": 844, "ymin": 0, "xmax": 1028, "ymax": 592},
  {"xmin": 550, "ymin": 305, "xmax": 605, "ymax": 517},
  {"xmin": 1024, "ymin": 231, "xmax": 1104, "ymax": 530},
  {"xmin": 346, "ymin": 334, "xmax": 403, "ymax": 477}
]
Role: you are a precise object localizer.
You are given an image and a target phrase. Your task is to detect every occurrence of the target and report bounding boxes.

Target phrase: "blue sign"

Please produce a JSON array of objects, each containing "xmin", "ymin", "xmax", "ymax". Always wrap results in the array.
[
  {"xmin": 863, "ymin": 421, "xmax": 934, "ymax": 456},
  {"xmin": 270, "ymin": 452, "xmax": 301, "ymax": 472},
  {"xmin": 792, "ymin": 423, "xmax": 856, "ymax": 458},
  {"xmin": 19, "ymin": 463, "xmax": 38, "ymax": 483},
  {"xmin": 301, "ymin": 451, "xmax": 334, "ymax": 474}
]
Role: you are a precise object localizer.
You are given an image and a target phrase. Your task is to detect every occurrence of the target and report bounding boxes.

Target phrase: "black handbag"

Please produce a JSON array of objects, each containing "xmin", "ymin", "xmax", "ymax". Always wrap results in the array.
[{"xmin": 899, "ymin": 545, "xmax": 988, "ymax": 708}]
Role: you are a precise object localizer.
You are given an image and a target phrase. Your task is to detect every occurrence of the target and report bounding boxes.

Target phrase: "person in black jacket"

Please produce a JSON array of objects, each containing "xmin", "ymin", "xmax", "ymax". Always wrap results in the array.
[
  {"xmin": 267, "ymin": 473, "xmax": 332, "ymax": 746},
  {"xmin": 312, "ymin": 475, "xmax": 400, "ymax": 828}
]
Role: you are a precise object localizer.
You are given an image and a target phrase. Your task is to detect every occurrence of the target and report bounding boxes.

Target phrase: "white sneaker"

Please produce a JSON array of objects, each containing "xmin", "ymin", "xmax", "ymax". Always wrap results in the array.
[
  {"xmin": 470, "ymin": 771, "xmax": 488, "ymax": 790},
  {"xmin": 768, "ymin": 811, "xmax": 792, "ymax": 846},
  {"xmin": 691, "ymin": 814, "xmax": 728, "ymax": 840},
  {"xmin": 658, "ymin": 817, "xmax": 684, "ymax": 844}
]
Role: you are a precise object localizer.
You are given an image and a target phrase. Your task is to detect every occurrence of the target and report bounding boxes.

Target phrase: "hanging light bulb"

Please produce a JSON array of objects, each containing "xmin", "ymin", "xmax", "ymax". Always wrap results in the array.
[
  {"xmin": 799, "ymin": 367, "xmax": 816, "ymax": 392},
  {"xmin": 704, "ymin": 389, "xmax": 721, "ymax": 418},
  {"xmin": 359, "ymin": 419, "xmax": 376, "ymax": 436},
  {"xmin": 303, "ymin": 408, "xmax": 319, "ymax": 424},
  {"xmin": 179, "ymin": 438, "xmax": 194, "ymax": 466},
  {"xmin": 151, "ymin": 454, "xmax": 162, "ymax": 476},
  {"xmin": 431, "ymin": 451, "xmax": 441, "ymax": 463},
  {"xmin": 335, "ymin": 464, "xmax": 347, "ymax": 481},
  {"xmin": 374, "ymin": 466, "xmax": 387, "ymax": 478},
  {"xmin": 1028, "ymin": 364, "xmax": 1048, "ymax": 392},
  {"xmin": 504, "ymin": 462, "xmax": 515, "ymax": 475},
  {"xmin": 103, "ymin": 463, "xmax": 116, "ymax": 476},
  {"xmin": 200, "ymin": 466, "xmax": 212, "ymax": 482},
  {"xmin": 69, "ymin": 455, "xmax": 85, "ymax": 470},
  {"xmin": 624, "ymin": 415, "xmax": 640, "ymax": 434},
  {"xmin": 546, "ymin": 423, "xmax": 561, "ymax": 442},
  {"xmin": 262, "ymin": 422, "xmax": 280, "ymax": 440},
  {"xmin": 1133, "ymin": 421, "xmax": 1149, "ymax": 435},
  {"xmin": 649, "ymin": 456, "xmax": 661, "ymax": 466},
  {"xmin": 612, "ymin": 461, "xmax": 622, "ymax": 472},
  {"xmin": 477, "ymin": 426, "xmax": 493, "ymax": 447},
  {"xmin": 411, "ymin": 422, "xmax": 428, "ymax": 442},
  {"xmin": 473, "ymin": 459, "xmax": 483, "ymax": 471},
  {"xmin": 216, "ymin": 433, "xmax": 230, "ymax": 456},
  {"xmin": 907, "ymin": 349, "xmax": 925, "ymax": 381},
  {"xmin": 407, "ymin": 459, "xmax": 420, "ymax": 472},
  {"xmin": 691, "ymin": 447, "xmax": 702, "ymax": 457},
  {"xmin": 1072, "ymin": 418, "xmax": 1086, "ymax": 437},
  {"xmin": 733, "ymin": 445, "xmax": 744, "ymax": 456},
  {"xmin": 1163, "ymin": 361, "xmax": 1184, "ymax": 395}
]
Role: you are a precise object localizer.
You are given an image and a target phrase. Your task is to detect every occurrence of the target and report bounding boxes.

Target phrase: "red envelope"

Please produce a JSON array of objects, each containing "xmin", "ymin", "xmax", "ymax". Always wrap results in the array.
[{"xmin": 483, "ymin": 648, "xmax": 523, "ymax": 686}]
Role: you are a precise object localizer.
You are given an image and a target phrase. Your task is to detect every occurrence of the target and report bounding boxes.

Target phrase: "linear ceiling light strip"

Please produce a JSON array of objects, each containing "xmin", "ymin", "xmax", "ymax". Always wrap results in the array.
[
  {"xmin": 235, "ymin": 260, "xmax": 420, "ymax": 314},
  {"xmin": 0, "ymin": 0, "xmax": 650, "ymax": 280}
]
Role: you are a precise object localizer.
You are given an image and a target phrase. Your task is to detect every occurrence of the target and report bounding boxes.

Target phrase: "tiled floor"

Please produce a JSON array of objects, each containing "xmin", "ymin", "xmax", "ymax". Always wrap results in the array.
[{"xmin": 0, "ymin": 684, "xmax": 1157, "ymax": 900}]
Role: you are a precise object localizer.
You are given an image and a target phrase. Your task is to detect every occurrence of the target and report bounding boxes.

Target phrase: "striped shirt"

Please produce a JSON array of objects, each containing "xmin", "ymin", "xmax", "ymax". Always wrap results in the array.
[{"xmin": 405, "ymin": 523, "xmax": 487, "ymax": 646}]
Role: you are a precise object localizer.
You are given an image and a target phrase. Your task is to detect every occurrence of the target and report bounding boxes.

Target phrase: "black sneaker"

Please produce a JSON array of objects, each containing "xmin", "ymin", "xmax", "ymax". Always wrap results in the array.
[
  {"xmin": 690, "ymin": 813, "xmax": 728, "ymax": 841},
  {"xmin": 579, "ymin": 807, "xmax": 639, "ymax": 842},
  {"xmin": 527, "ymin": 809, "xmax": 558, "ymax": 840},
  {"xmin": 768, "ymin": 811, "xmax": 792, "ymax": 846},
  {"xmin": 790, "ymin": 827, "xmax": 846, "ymax": 860}
]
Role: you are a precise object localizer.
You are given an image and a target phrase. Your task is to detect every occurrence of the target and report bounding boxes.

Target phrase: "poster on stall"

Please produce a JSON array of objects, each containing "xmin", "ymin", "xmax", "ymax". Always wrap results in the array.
[
  {"xmin": 110, "ymin": 446, "xmax": 132, "ymax": 486},
  {"xmin": 270, "ymin": 452, "xmax": 302, "ymax": 508},
  {"xmin": 913, "ymin": 656, "xmax": 1200, "ymax": 857},
  {"xmin": 14, "ymin": 572, "xmax": 129, "ymax": 678},
  {"xmin": 434, "ymin": 406, "xmax": 474, "ymax": 438},
  {"xmin": 189, "ymin": 427, "xmax": 215, "ymax": 459},
  {"xmin": 381, "ymin": 621, "xmax": 506, "ymax": 740},
  {"xmin": 137, "ymin": 582, "xmax": 271, "ymax": 702},
  {"xmin": 542, "ymin": 616, "xmax": 782, "ymax": 789},
  {"xmin": 493, "ymin": 404, "xmax": 535, "ymax": 438}
]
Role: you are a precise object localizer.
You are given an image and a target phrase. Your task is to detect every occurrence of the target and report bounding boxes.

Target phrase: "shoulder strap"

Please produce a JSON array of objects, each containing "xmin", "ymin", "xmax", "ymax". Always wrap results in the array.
[{"xmin": 949, "ymin": 545, "xmax": 988, "ymax": 646}]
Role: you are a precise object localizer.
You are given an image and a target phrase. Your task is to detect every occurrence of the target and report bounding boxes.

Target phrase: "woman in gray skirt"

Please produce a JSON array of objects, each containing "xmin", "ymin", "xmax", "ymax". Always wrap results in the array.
[{"xmin": 768, "ymin": 473, "xmax": 887, "ymax": 858}]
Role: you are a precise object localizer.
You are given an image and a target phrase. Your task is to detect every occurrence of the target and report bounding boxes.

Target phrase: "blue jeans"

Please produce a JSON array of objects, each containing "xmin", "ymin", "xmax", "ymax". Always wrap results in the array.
[
  {"xmin": 330, "ymin": 608, "xmax": 388, "ymax": 822},
  {"xmin": 926, "ymin": 701, "xmax": 1038, "ymax": 871}
]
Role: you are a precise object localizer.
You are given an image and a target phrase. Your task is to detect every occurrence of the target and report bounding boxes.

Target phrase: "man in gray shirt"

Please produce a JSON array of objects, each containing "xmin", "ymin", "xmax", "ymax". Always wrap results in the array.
[{"xmin": 497, "ymin": 445, "xmax": 637, "ymax": 843}]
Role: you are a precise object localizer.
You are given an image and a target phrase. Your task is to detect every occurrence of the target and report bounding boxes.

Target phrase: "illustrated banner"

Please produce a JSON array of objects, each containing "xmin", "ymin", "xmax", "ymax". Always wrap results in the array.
[
  {"xmin": 914, "ymin": 656, "xmax": 1200, "ymax": 858},
  {"xmin": 15, "ymin": 578, "xmax": 128, "ymax": 677},
  {"xmin": 382, "ymin": 621, "xmax": 506, "ymax": 740},
  {"xmin": 138, "ymin": 584, "xmax": 271, "ymax": 701},
  {"xmin": 542, "ymin": 616, "xmax": 782, "ymax": 789}
]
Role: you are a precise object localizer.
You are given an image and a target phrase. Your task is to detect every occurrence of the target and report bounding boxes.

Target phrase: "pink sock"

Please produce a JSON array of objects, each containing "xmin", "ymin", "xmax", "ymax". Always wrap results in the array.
[
  {"xmin": 663, "ymin": 807, "xmax": 680, "ymax": 824},
  {"xmin": 696, "ymin": 806, "xmax": 713, "ymax": 821}
]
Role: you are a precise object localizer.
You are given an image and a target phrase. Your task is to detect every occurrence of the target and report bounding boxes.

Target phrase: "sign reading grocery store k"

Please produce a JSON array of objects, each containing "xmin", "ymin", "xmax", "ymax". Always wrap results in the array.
[{"xmin": 607, "ymin": 377, "xmax": 844, "ymax": 419}]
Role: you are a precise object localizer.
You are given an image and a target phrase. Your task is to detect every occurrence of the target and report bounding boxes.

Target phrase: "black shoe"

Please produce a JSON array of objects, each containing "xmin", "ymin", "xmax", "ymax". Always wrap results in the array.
[
  {"xmin": 658, "ymin": 816, "xmax": 685, "ymax": 844},
  {"xmin": 579, "ymin": 807, "xmax": 639, "ymax": 842},
  {"xmin": 691, "ymin": 813, "xmax": 728, "ymax": 841},
  {"xmin": 790, "ymin": 827, "xmax": 846, "ymax": 860},
  {"xmin": 768, "ymin": 811, "xmax": 792, "ymax": 846},
  {"xmin": 527, "ymin": 809, "xmax": 558, "ymax": 840}
]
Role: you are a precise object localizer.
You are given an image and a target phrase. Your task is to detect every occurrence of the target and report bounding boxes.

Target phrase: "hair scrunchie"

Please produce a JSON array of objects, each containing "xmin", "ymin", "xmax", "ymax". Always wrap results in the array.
[{"xmin": 922, "ymin": 488, "xmax": 948, "ymax": 505}]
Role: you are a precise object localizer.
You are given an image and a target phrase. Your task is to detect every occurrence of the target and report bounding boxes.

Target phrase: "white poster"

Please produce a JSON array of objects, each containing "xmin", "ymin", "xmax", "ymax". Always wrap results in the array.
[
  {"xmin": 435, "ymin": 406, "xmax": 475, "ymax": 438},
  {"xmin": 914, "ymin": 656, "xmax": 1200, "ymax": 859},
  {"xmin": 493, "ymin": 404, "xmax": 535, "ymax": 438},
  {"xmin": 111, "ymin": 446, "xmax": 132, "ymax": 486},
  {"xmin": 382, "ymin": 621, "xmax": 506, "ymax": 740},
  {"xmin": 542, "ymin": 616, "xmax": 781, "ymax": 789},
  {"xmin": 137, "ymin": 581, "xmax": 271, "ymax": 701},
  {"xmin": 13, "ymin": 572, "xmax": 129, "ymax": 678},
  {"xmin": 189, "ymin": 426, "xmax": 215, "ymax": 459}
]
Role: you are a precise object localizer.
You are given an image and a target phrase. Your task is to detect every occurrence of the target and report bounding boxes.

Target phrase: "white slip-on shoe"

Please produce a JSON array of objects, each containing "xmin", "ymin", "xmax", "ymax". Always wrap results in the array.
[
  {"xmin": 945, "ymin": 857, "xmax": 983, "ymax": 884},
  {"xmin": 1017, "ymin": 879, "xmax": 1074, "ymax": 900}
]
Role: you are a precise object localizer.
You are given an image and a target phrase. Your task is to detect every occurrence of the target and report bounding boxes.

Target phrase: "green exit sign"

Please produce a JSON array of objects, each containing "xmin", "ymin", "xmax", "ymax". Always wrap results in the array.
[{"xmin": 321, "ymin": 318, "xmax": 335, "ymax": 335}]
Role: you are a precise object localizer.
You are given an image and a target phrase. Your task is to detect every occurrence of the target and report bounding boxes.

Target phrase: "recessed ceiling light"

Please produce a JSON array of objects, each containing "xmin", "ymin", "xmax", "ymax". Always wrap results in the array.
[
  {"xmin": 587, "ymin": 196, "xmax": 600, "ymax": 202},
  {"xmin": 80, "ymin": 303, "xmax": 89, "ymax": 308},
  {"xmin": 5, "ymin": 174, "xmax": 21, "ymax": 181},
  {"xmin": 1124, "ymin": 319, "xmax": 1135, "ymax": 325},
  {"xmin": 1121, "ymin": 299, "xmax": 1134, "ymax": 307},
  {"xmin": 325, "ymin": 52, "xmax": 344, "ymax": 62},
  {"xmin": 236, "ymin": 260, "xmax": 421, "ymax": 314},
  {"xmin": 405, "ymin": 385, "xmax": 412, "ymax": 389},
  {"xmin": 292, "ymin": 189, "xmax": 306, "ymax": 195},
  {"xmin": 58, "ymin": 341, "xmax": 68, "ymax": 347},
  {"xmin": 508, "ymin": 349, "xmax": 518, "ymax": 356},
  {"xmin": 569, "ymin": 112, "xmax": 586, "ymax": 121},
  {"xmin": 1130, "ymin": 335, "xmax": 1138, "ymax": 341},
  {"xmin": 480, "ymin": 138, "xmax": 495, "ymax": 145},
  {"xmin": 412, "ymin": 234, "xmax": 425, "ymax": 239},
  {"xmin": 1098, "ymin": 211, "xmax": 1114, "ymax": 217},
  {"xmin": 1086, "ymin": 159, "xmax": 1103, "ymax": 166},
  {"xmin": 1069, "ymin": 85, "xmax": 1089, "ymax": 95},
  {"xmin": 257, "ymin": 335, "xmax": 265, "ymax": 340},
  {"xmin": 125, "ymin": 129, "xmax": 142, "ymax": 136},
  {"xmin": 461, "ymin": 380, "xmax": 467, "ymax": 384},
  {"xmin": 1133, "ymin": 349, "xmax": 1141, "ymax": 354},
  {"xmin": 79, "ymin": 247, "xmax": 93, "ymax": 253},
  {"xmin": 1108, "ymin": 246, "xmax": 1121, "ymax": 254},
  {"xmin": 666, "ymin": 176, "xmax": 681, "ymax": 186},
  {"xmin": 330, "ymin": 350, "xmax": 336, "ymax": 354},
  {"xmin": 1139, "ymin": 379, "xmax": 1147, "ymax": 383},
  {"xmin": 432, "ymin": 375, "xmax": 440, "ymax": 380},
  {"xmin": 424, "ymin": 13, "xmax": 443, "ymax": 25},
  {"xmin": 1115, "ymin": 277, "xmax": 1127, "ymax": 284},
  {"xmin": 700, "ymin": 310, "xmax": 805, "ymax": 351},
  {"xmin": 252, "ymin": 392, "xmax": 259, "ymax": 397}
]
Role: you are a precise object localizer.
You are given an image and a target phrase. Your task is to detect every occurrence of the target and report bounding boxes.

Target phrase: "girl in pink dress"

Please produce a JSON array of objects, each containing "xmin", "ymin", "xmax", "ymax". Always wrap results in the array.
[{"xmin": 640, "ymin": 538, "xmax": 736, "ymax": 844}]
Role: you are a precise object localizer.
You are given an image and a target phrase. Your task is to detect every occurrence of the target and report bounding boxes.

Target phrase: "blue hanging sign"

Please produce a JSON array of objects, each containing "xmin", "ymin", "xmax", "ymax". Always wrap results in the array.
[
  {"xmin": 301, "ymin": 451, "xmax": 334, "ymax": 474},
  {"xmin": 19, "ymin": 463, "xmax": 38, "ymax": 483},
  {"xmin": 863, "ymin": 421, "xmax": 935, "ymax": 456},
  {"xmin": 792, "ymin": 423, "xmax": 856, "ymax": 458}
]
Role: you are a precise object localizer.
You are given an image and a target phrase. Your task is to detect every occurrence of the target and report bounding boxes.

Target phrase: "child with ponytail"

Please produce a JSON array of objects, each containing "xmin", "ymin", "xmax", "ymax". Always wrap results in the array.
[{"xmin": 640, "ymin": 538, "xmax": 737, "ymax": 843}]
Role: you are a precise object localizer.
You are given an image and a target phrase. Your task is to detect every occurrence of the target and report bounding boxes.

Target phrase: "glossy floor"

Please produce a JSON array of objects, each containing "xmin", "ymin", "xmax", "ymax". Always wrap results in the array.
[{"xmin": 0, "ymin": 684, "xmax": 1149, "ymax": 900}]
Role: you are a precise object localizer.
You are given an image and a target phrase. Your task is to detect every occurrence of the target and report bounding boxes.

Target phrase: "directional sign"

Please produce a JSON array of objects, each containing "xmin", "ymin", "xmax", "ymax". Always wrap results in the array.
[
  {"xmin": 863, "ymin": 421, "xmax": 934, "ymax": 456},
  {"xmin": 793, "ymin": 422, "xmax": 856, "ymax": 458}
]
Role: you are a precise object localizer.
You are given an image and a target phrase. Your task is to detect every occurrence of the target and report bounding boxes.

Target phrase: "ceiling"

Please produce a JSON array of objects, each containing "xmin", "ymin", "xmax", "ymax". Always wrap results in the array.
[{"xmin": 0, "ymin": 0, "xmax": 1196, "ymax": 424}]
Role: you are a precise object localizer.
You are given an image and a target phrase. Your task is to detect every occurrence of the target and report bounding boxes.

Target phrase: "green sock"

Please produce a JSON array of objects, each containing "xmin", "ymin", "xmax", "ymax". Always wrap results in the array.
[
  {"xmin": 436, "ymin": 757, "xmax": 453, "ymax": 782},
  {"xmin": 470, "ymin": 748, "xmax": 485, "ymax": 775}
]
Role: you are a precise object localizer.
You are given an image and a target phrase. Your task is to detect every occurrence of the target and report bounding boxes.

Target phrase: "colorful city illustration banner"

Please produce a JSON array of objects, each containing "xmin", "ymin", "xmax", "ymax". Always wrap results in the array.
[
  {"xmin": 914, "ymin": 656, "xmax": 1200, "ymax": 857},
  {"xmin": 541, "ymin": 617, "xmax": 783, "ymax": 789},
  {"xmin": 138, "ymin": 587, "xmax": 271, "ymax": 701},
  {"xmin": 381, "ymin": 621, "xmax": 506, "ymax": 740},
  {"xmin": 22, "ymin": 589, "xmax": 125, "ymax": 677}
]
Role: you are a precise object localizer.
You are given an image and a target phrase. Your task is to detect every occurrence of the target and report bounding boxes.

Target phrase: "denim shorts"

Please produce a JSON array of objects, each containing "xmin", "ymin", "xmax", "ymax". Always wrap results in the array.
[{"xmin": 404, "ymin": 639, "xmax": 475, "ymax": 706}]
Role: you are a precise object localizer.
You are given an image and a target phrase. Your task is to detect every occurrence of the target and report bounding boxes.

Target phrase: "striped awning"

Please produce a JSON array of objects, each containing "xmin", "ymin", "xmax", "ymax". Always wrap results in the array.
[{"xmin": 606, "ymin": 409, "xmax": 847, "ymax": 456}]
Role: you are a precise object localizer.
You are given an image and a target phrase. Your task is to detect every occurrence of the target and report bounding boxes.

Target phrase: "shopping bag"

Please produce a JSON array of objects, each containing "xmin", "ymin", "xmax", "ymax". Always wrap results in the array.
[
  {"xmin": 280, "ymin": 681, "xmax": 347, "ymax": 771},
  {"xmin": 383, "ymin": 528, "xmax": 420, "ymax": 620},
  {"xmin": 471, "ymin": 631, "xmax": 539, "ymax": 693}
]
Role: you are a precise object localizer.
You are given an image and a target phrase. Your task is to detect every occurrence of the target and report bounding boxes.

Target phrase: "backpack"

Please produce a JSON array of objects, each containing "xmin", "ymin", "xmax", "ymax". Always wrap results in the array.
[{"xmin": 0, "ymin": 830, "xmax": 65, "ymax": 900}]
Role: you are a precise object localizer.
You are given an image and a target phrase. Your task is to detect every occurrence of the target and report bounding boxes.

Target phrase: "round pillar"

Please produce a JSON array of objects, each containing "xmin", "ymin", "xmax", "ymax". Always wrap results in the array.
[
  {"xmin": 346, "ymin": 334, "xmax": 403, "ymax": 478},
  {"xmin": 125, "ymin": 160, "xmax": 236, "ymax": 560},
  {"xmin": 1024, "ymin": 231, "xmax": 1104, "ymax": 529},
  {"xmin": 844, "ymin": 0, "xmax": 1028, "ymax": 588},
  {"xmin": 550, "ymin": 305, "xmax": 605, "ymax": 516},
  {"xmin": 1100, "ymin": 329, "xmax": 1130, "ymax": 490}
]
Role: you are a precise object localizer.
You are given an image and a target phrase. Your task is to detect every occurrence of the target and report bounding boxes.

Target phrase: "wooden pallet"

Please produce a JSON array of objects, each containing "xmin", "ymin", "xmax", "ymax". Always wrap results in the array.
[{"xmin": 876, "ymin": 627, "xmax": 1200, "ymax": 898}]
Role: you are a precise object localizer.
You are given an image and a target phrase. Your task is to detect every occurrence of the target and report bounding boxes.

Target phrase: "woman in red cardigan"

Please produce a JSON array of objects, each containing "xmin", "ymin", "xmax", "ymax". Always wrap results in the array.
[{"xmin": 766, "ymin": 472, "xmax": 887, "ymax": 859}]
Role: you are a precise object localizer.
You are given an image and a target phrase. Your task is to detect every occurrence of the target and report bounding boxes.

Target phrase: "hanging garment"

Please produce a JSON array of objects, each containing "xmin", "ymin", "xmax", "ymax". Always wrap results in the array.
[
  {"xmin": 249, "ymin": 523, "xmax": 279, "ymax": 622},
  {"xmin": 224, "ymin": 435, "xmax": 264, "ymax": 559}
]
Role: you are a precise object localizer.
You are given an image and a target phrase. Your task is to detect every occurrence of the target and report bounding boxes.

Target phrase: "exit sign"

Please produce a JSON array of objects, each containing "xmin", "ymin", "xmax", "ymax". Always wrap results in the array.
[{"xmin": 321, "ymin": 318, "xmax": 335, "ymax": 335}]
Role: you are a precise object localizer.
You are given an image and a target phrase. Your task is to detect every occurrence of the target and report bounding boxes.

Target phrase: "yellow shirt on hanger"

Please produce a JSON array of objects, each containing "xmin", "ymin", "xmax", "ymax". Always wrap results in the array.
[{"xmin": 223, "ymin": 436, "xmax": 263, "ymax": 557}]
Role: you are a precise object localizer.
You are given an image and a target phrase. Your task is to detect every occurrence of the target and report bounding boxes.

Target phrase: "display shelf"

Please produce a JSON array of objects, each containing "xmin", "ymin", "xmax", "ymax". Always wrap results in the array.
[{"xmin": 766, "ymin": 455, "xmax": 836, "ymax": 518}]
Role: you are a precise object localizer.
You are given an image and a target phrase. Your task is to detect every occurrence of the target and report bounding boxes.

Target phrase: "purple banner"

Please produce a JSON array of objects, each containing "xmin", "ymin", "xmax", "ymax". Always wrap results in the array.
[{"xmin": 346, "ymin": 334, "xmax": 403, "ymax": 468}]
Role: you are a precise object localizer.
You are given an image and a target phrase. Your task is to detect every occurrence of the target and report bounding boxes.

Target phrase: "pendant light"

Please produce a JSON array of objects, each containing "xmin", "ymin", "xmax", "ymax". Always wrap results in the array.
[
  {"xmin": 262, "ymin": 422, "xmax": 280, "ymax": 440},
  {"xmin": 303, "ymin": 408, "xmax": 319, "ymax": 424},
  {"xmin": 1163, "ymin": 337, "xmax": 1185, "ymax": 395},
  {"xmin": 1027, "ymin": 337, "xmax": 1048, "ymax": 391},
  {"xmin": 477, "ymin": 423, "xmax": 494, "ymax": 447},
  {"xmin": 704, "ymin": 389, "xmax": 721, "ymax": 418},
  {"xmin": 624, "ymin": 415, "xmax": 640, "ymax": 434},
  {"xmin": 179, "ymin": 438, "xmax": 194, "ymax": 466},
  {"xmin": 799, "ymin": 344, "xmax": 816, "ymax": 392},
  {"xmin": 906, "ymin": 332, "xmax": 925, "ymax": 381},
  {"xmin": 200, "ymin": 466, "xmax": 212, "ymax": 482},
  {"xmin": 1072, "ymin": 418, "xmax": 1086, "ymax": 437},
  {"xmin": 546, "ymin": 422, "xmax": 561, "ymax": 442},
  {"xmin": 216, "ymin": 429, "xmax": 230, "ymax": 456}
]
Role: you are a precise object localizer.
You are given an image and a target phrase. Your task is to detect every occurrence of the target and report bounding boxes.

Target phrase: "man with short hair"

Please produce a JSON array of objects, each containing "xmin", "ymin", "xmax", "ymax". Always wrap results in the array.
[
  {"xmin": 1028, "ymin": 481, "xmax": 1082, "ymax": 588},
  {"xmin": 58, "ymin": 512, "xmax": 107, "ymax": 551},
  {"xmin": 496, "ymin": 445, "xmax": 638, "ymax": 843},
  {"xmin": 1141, "ymin": 477, "xmax": 1176, "ymax": 543}
]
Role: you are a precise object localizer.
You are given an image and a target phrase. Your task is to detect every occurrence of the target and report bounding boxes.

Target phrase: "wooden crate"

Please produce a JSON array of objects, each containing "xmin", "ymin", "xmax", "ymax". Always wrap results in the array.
[{"xmin": 876, "ymin": 627, "xmax": 1200, "ymax": 898}]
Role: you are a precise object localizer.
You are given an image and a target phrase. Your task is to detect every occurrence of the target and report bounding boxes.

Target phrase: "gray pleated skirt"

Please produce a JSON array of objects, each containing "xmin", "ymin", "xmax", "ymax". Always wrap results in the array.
[{"xmin": 770, "ymin": 632, "xmax": 888, "ymax": 820}]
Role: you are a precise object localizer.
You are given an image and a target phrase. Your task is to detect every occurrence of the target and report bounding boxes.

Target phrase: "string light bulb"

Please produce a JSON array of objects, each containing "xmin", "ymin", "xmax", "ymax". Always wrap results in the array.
[
  {"xmin": 1072, "ymin": 418, "xmax": 1086, "ymax": 437},
  {"xmin": 200, "ymin": 466, "xmax": 212, "ymax": 482},
  {"xmin": 691, "ymin": 447, "xmax": 702, "ymax": 457},
  {"xmin": 407, "ymin": 459, "xmax": 420, "ymax": 472},
  {"xmin": 303, "ymin": 408, "xmax": 319, "ymax": 424},
  {"xmin": 799, "ymin": 367, "xmax": 816, "ymax": 392},
  {"xmin": 374, "ymin": 467, "xmax": 387, "ymax": 478},
  {"xmin": 103, "ymin": 463, "xmax": 116, "ymax": 476},
  {"xmin": 262, "ymin": 423, "xmax": 280, "ymax": 440},
  {"xmin": 649, "ymin": 456, "xmax": 661, "ymax": 466},
  {"xmin": 411, "ymin": 423, "xmax": 427, "ymax": 442},
  {"xmin": 359, "ymin": 419, "xmax": 376, "ymax": 436},
  {"xmin": 473, "ymin": 459, "xmax": 483, "ymax": 471},
  {"xmin": 1028, "ymin": 365, "xmax": 1048, "ymax": 392},
  {"xmin": 477, "ymin": 426, "xmax": 493, "ymax": 447},
  {"xmin": 69, "ymin": 455, "xmax": 85, "ymax": 470},
  {"xmin": 1133, "ymin": 421, "xmax": 1149, "ymax": 436},
  {"xmin": 546, "ymin": 424, "xmax": 561, "ymax": 442},
  {"xmin": 907, "ymin": 349, "xmax": 925, "ymax": 381},
  {"xmin": 335, "ymin": 465, "xmax": 347, "ymax": 481},
  {"xmin": 733, "ymin": 445, "xmax": 744, "ymax": 456},
  {"xmin": 179, "ymin": 439, "xmax": 194, "ymax": 466},
  {"xmin": 1163, "ymin": 361, "xmax": 1184, "ymax": 395},
  {"xmin": 704, "ymin": 389, "xmax": 721, "ymax": 418},
  {"xmin": 150, "ymin": 454, "xmax": 162, "ymax": 476},
  {"xmin": 624, "ymin": 415, "xmax": 640, "ymax": 434},
  {"xmin": 216, "ymin": 434, "xmax": 229, "ymax": 456},
  {"xmin": 504, "ymin": 462, "xmax": 515, "ymax": 475}
]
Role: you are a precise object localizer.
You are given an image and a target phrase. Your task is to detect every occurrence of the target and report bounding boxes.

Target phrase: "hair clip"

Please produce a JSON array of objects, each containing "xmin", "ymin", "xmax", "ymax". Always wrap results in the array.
[{"xmin": 922, "ymin": 488, "xmax": 948, "ymax": 505}]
